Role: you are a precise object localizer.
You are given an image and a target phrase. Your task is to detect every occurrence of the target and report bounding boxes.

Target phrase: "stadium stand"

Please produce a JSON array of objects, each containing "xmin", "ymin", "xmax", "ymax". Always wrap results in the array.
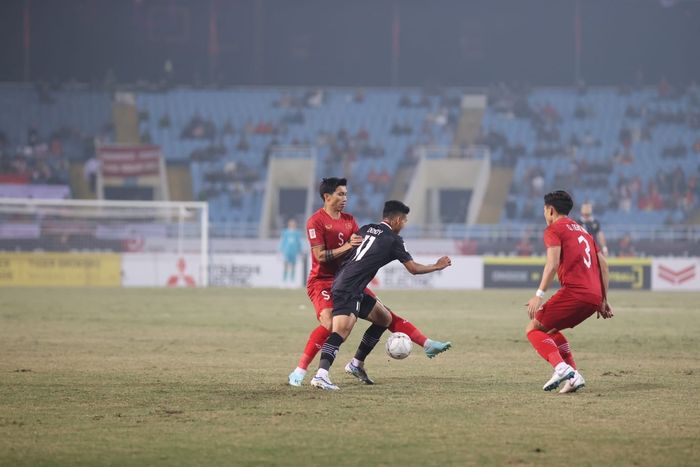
[
  {"xmin": 0, "ymin": 84, "xmax": 112, "ymax": 193},
  {"xmin": 481, "ymin": 84, "xmax": 700, "ymax": 226},
  {"xmin": 135, "ymin": 88, "xmax": 461, "ymax": 225}
]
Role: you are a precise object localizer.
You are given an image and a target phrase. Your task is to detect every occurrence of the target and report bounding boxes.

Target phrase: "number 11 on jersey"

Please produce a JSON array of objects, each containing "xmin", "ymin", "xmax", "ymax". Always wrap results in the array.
[{"xmin": 354, "ymin": 235, "xmax": 376, "ymax": 261}]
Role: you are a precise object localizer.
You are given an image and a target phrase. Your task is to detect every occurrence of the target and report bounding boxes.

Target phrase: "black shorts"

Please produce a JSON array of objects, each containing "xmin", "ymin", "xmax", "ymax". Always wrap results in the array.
[{"xmin": 331, "ymin": 291, "xmax": 377, "ymax": 319}]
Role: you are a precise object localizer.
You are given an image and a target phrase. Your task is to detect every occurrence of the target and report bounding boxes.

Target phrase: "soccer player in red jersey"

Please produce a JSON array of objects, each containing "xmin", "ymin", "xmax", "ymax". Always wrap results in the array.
[
  {"xmin": 525, "ymin": 190, "xmax": 614, "ymax": 393},
  {"xmin": 288, "ymin": 178, "xmax": 452, "ymax": 386}
]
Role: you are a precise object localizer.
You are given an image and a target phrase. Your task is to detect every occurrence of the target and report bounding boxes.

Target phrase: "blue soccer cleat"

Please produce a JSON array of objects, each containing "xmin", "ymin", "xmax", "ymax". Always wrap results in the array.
[
  {"xmin": 288, "ymin": 368, "xmax": 306, "ymax": 387},
  {"xmin": 424, "ymin": 339, "xmax": 452, "ymax": 359}
]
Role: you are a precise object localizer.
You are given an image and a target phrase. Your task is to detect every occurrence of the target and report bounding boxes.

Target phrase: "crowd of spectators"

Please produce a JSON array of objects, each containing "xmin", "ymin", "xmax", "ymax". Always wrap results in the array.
[
  {"xmin": 147, "ymin": 87, "xmax": 462, "ymax": 219},
  {"xmin": 487, "ymin": 80, "xmax": 700, "ymax": 225},
  {"xmin": 0, "ymin": 126, "xmax": 72, "ymax": 185}
]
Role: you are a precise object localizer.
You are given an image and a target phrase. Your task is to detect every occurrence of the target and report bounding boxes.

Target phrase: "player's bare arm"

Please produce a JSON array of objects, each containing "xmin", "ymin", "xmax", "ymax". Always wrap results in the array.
[
  {"xmin": 310, "ymin": 235, "xmax": 363, "ymax": 264},
  {"xmin": 526, "ymin": 246, "xmax": 560, "ymax": 319},
  {"xmin": 402, "ymin": 256, "xmax": 452, "ymax": 275},
  {"xmin": 597, "ymin": 251, "xmax": 614, "ymax": 319},
  {"xmin": 598, "ymin": 231, "xmax": 609, "ymax": 256}
]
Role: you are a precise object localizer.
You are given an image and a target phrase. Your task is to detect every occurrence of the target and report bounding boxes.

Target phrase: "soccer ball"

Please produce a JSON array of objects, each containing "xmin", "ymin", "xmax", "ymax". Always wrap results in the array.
[{"xmin": 385, "ymin": 332, "xmax": 412, "ymax": 359}]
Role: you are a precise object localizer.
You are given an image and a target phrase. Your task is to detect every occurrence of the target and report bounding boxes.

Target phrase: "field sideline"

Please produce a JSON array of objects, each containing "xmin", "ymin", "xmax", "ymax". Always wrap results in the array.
[{"xmin": 0, "ymin": 288, "xmax": 698, "ymax": 466}]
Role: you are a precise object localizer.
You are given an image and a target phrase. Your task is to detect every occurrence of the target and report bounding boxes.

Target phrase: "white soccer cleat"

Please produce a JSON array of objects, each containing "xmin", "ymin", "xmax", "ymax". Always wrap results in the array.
[
  {"xmin": 542, "ymin": 363, "xmax": 576, "ymax": 392},
  {"xmin": 559, "ymin": 370, "xmax": 586, "ymax": 394},
  {"xmin": 310, "ymin": 375, "xmax": 340, "ymax": 391}
]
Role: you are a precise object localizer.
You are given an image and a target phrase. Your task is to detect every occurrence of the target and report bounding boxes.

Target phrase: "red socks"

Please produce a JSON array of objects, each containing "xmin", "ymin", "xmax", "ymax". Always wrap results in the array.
[
  {"xmin": 297, "ymin": 325, "xmax": 331, "ymax": 370},
  {"xmin": 550, "ymin": 331, "xmax": 576, "ymax": 369},
  {"xmin": 527, "ymin": 330, "xmax": 564, "ymax": 367},
  {"xmin": 388, "ymin": 310, "xmax": 427, "ymax": 347},
  {"xmin": 298, "ymin": 311, "xmax": 429, "ymax": 369}
]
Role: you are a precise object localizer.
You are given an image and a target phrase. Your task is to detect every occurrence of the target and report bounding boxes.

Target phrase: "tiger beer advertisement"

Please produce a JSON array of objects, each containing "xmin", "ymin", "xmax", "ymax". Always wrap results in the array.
[
  {"xmin": 0, "ymin": 252, "xmax": 121, "ymax": 287},
  {"xmin": 483, "ymin": 257, "xmax": 651, "ymax": 290}
]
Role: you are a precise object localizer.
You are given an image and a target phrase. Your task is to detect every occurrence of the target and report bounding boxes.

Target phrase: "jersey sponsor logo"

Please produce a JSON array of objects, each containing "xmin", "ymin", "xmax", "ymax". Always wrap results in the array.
[
  {"xmin": 658, "ymin": 264, "xmax": 696, "ymax": 285},
  {"xmin": 325, "ymin": 224, "xmax": 333, "ymax": 230},
  {"xmin": 346, "ymin": 222, "xmax": 352, "ymax": 229},
  {"xmin": 308, "ymin": 228, "xmax": 316, "ymax": 239}
]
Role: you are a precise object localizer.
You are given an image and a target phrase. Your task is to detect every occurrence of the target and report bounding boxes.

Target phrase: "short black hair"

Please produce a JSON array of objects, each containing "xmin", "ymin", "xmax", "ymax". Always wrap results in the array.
[
  {"xmin": 318, "ymin": 177, "xmax": 347, "ymax": 200},
  {"xmin": 383, "ymin": 200, "xmax": 410, "ymax": 218},
  {"xmin": 544, "ymin": 190, "xmax": 574, "ymax": 215}
]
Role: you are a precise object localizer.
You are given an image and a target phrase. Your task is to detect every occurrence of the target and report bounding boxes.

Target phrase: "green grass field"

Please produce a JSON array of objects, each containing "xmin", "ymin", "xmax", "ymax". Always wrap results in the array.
[{"xmin": 0, "ymin": 288, "xmax": 698, "ymax": 466}]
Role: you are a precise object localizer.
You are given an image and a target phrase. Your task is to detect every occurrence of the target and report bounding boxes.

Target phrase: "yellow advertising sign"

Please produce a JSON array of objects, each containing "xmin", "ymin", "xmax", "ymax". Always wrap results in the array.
[{"xmin": 0, "ymin": 253, "xmax": 121, "ymax": 287}]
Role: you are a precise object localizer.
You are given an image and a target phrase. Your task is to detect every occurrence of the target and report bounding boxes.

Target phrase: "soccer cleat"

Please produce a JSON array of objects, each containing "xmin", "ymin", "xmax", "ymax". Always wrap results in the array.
[
  {"xmin": 310, "ymin": 375, "xmax": 340, "ymax": 391},
  {"xmin": 345, "ymin": 362, "xmax": 374, "ymax": 385},
  {"xmin": 424, "ymin": 340, "xmax": 452, "ymax": 359},
  {"xmin": 559, "ymin": 371, "xmax": 586, "ymax": 394},
  {"xmin": 543, "ymin": 363, "xmax": 576, "ymax": 391},
  {"xmin": 288, "ymin": 369, "xmax": 306, "ymax": 387}
]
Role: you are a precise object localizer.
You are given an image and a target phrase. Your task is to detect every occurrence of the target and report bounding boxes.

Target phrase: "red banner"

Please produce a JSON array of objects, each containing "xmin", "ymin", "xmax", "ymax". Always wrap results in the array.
[{"xmin": 98, "ymin": 145, "xmax": 162, "ymax": 178}]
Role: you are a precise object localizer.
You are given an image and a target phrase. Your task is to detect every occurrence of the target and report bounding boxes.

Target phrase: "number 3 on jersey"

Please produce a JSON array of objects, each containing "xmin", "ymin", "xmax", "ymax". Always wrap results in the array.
[
  {"xmin": 577, "ymin": 235, "xmax": 592, "ymax": 269},
  {"xmin": 354, "ymin": 235, "xmax": 376, "ymax": 261}
]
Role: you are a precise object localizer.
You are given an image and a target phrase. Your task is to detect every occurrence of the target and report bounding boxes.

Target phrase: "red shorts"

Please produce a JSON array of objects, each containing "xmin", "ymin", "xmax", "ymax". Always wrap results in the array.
[
  {"xmin": 307, "ymin": 279, "xmax": 376, "ymax": 320},
  {"xmin": 535, "ymin": 289, "xmax": 601, "ymax": 330}
]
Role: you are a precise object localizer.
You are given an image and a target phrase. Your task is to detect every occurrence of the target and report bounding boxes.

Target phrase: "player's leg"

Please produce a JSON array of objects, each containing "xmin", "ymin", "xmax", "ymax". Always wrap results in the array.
[
  {"xmin": 549, "ymin": 331, "xmax": 576, "ymax": 369},
  {"xmin": 311, "ymin": 303, "xmax": 358, "ymax": 390},
  {"xmin": 547, "ymin": 301, "xmax": 598, "ymax": 393},
  {"xmin": 288, "ymin": 283, "xmax": 333, "ymax": 386},
  {"xmin": 345, "ymin": 296, "xmax": 390, "ymax": 384},
  {"xmin": 526, "ymin": 319, "xmax": 575, "ymax": 391},
  {"xmin": 285, "ymin": 256, "xmax": 297, "ymax": 282},
  {"xmin": 365, "ymin": 288, "xmax": 452, "ymax": 358},
  {"xmin": 529, "ymin": 292, "xmax": 595, "ymax": 391},
  {"xmin": 386, "ymin": 306, "xmax": 452, "ymax": 358}
]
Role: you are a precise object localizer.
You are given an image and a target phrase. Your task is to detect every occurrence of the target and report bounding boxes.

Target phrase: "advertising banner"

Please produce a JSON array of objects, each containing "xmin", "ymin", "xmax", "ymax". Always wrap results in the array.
[
  {"xmin": 483, "ymin": 257, "xmax": 651, "ymax": 290},
  {"xmin": 0, "ymin": 183, "xmax": 70, "ymax": 199},
  {"xmin": 652, "ymin": 258, "xmax": 700, "ymax": 291},
  {"xmin": 98, "ymin": 145, "xmax": 162, "ymax": 177},
  {"xmin": 209, "ymin": 254, "xmax": 303, "ymax": 287},
  {"xmin": 370, "ymin": 255, "xmax": 483, "ymax": 290},
  {"xmin": 121, "ymin": 253, "xmax": 303, "ymax": 288},
  {"xmin": 0, "ymin": 252, "xmax": 121, "ymax": 286},
  {"xmin": 121, "ymin": 254, "xmax": 202, "ymax": 287}
]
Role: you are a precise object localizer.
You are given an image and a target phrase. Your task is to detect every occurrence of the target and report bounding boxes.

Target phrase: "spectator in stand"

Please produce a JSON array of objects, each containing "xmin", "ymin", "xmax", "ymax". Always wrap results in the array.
[
  {"xmin": 83, "ymin": 156, "xmax": 100, "ymax": 194},
  {"xmin": 236, "ymin": 136, "xmax": 250, "ymax": 152},
  {"xmin": 515, "ymin": 234, "xmax": 534, "ymax": 256},
  {"xmin": 158, "ymin": 113, "xmax": 171, "ymax": 129},
  {"xmin": 617, "ymin": 234, "xmax": 636, "ymax": 257},
  {"xmin": 356, "ymin": 127, "xmax": 369, "ymax": 142},
  {"xmin": 222, "ymin": 119, "xmax": 235, "ymax": 136},
  {"xmin": 639, "ymin": 183, "xmax": 664, "ymax": 211},
  {"xmin": 353, "ymin": 89, "xmax": 365, "ymax": 103},
  {"xmin": 254, "ymin": 121, "xmax": 275, "ymax": 135}
]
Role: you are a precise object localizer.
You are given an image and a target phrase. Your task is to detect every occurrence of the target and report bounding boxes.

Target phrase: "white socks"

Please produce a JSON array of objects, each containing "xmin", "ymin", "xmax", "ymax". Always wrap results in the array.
[
  {"xmin": 295, "ymin": 367, "xmax": 307, "ymax": 376},
  {"xmin": 316, "ymin": 368, "xmax": 329, "ymax": 379},
  {"xmin": 351, "ymin": 358, "xmax": 364, "ymax": 368},
  {"xmin": 554, "ymin": 362, "xmax": 571, "ymax": 375}
]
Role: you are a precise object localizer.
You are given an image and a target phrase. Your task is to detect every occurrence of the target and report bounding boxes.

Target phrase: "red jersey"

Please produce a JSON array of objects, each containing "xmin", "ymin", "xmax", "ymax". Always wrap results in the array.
[
  {"xmin": 306, "ymin": 208, "xmax": 359, "ymax": 282},
  {"xmin": 543, "ymin": 216, "xmax": 602, "ymax": 304}
]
